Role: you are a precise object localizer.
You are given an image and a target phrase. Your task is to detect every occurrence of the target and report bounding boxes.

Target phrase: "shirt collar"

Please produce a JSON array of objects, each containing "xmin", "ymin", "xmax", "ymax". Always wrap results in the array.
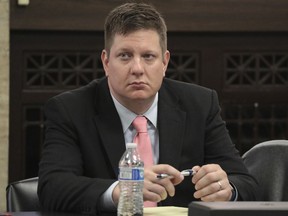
[{"xmin": 111, "ymin": 93, "xmax": 158, "ymax": 133}]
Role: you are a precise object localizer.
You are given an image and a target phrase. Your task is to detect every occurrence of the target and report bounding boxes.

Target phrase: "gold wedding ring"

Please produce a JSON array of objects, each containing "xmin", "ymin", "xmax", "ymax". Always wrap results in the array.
[{"xmin": 217, "ymin": 181, "xmax": 223, "ymax": 191}]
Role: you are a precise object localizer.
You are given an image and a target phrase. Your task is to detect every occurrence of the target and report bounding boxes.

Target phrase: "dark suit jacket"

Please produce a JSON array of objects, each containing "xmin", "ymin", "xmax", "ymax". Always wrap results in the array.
[{"xmin": 38, "ymin": 77, "xmax": 259, "ymax": 215}]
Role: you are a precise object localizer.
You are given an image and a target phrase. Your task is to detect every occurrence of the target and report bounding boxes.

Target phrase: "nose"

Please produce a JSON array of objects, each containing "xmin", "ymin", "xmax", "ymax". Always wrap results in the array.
[{"xmin": 130, "ymin": 57, "xmax": 144, "ymax": 75}]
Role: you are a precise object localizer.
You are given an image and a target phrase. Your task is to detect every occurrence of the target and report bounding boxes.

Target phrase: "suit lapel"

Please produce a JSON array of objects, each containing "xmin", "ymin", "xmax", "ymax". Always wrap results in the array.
[
  {"xmin": 91, "ymin": 78, "xmax": 187, "ymax": 175},
  {"xmin": 158, "ymin": 83, "xmax": 186, "ymax": 169},
  {"xmin": 92, "ymin": 79, "xmax": 126, "ymax": 177}
]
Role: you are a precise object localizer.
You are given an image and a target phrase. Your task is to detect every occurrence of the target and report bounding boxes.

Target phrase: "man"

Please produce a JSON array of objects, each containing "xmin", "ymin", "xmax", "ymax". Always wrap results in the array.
[{"xmin": 38, "ymin": 2, "xmax": 259, "ymax": 215}]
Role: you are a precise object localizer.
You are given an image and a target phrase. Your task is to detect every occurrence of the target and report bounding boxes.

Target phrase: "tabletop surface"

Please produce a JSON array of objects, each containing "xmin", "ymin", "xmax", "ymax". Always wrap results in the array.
[
  {"xmin": 1, "ymin": 207, "xmax": 188, "ymax": 216},
  {"xmin": 0, "ymin": 206, "xmax": 188, "ymax": 216},
  {"xmin": 1, "ymin": 213, "xmax": 95, "ymax": 216}
]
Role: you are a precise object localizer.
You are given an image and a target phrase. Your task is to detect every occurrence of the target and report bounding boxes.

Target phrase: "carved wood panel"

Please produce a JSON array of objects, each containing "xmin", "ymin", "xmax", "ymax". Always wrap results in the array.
[{"xmin": 10, "ymin": 32, "xmax": 288, "ymax": 182}]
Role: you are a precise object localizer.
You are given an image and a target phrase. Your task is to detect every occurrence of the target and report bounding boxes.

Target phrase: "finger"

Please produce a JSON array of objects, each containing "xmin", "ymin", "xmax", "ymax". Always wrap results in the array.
[
  {"xmin": 143, "ymin": 180, "xmax": 168, "ymax": 202},
  {"xmin": 152, "ymin": 164, "xmax": 184, "ymax": 185},
  {"xmin": 143, "ymin": 167, "xmax": 165, "ymax": 202},
  {"xmin": 192, "ymin": 165, "xmax": 208, "ymax": 184},
  {"xmin": 194, "ymin": 170, "xmax": 221, "ymax": 190},
  {"xmin": 143, "ymin": 164, "xmax": 185, "ymax": 202},
  {"xmin": 192, "ymin": 164, "xmax": 228, "ymax": 187},
  {"xmin": 156, "ymin": 177, "xmax": 176, "ymax": 197},
  {"xmin": 194, "ymin": 180, "xmax": 222, "ymax": 198},
  {"xmin": 194, "ymin": 178, "xmax": 231, "ymax": 200},
  {"xmin": 149, "ymin": 170, "xmax": 177, "ymax": 197},
  {"xmin": 151, "ymin": 164, "xmax": 179, "ymax": 174},
  {"xmin": 198, "ymin": 186, "xmax": 233, "ymax": 201},
  {"xmin": 191, "ymin": 165, "xmax": 201, "ymax": 172}
]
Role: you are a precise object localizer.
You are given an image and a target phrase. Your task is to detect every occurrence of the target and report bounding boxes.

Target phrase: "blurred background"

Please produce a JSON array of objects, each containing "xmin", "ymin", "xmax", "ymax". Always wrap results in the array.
[{"xmin": 1, "ymin": 0, "xmax": 288, "ymax": 211}]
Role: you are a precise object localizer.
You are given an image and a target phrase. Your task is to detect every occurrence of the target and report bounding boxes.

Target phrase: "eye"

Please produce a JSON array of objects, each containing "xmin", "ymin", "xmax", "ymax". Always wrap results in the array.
[
  {"xmin": 118, "ymin": 52, "xmax": 131, "ymax": 60},
  {"xmin": 143, "ymin": 53, "xmax": 156, "ymax": 61}
]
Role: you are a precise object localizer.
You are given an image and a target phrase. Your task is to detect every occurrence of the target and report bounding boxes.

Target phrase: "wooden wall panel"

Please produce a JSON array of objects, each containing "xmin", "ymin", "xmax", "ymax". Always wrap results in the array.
[
  {"xmin": 9, "ymin": 0, "xmax": 288, "ymax": 182},
  {"xmin": 10, "ymin": 0, "xmax": 288, "ymax": 32}
]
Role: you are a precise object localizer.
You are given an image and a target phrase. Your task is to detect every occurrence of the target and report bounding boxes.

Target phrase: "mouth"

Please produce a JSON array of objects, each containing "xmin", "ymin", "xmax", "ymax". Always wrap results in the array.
[
  {"xmin": 130, "ymin": 81, "xmax": 145, "ymax": 85},
  {"xmin": 129, "ymin": 81, "xmax": 147, "ymax": 89}
]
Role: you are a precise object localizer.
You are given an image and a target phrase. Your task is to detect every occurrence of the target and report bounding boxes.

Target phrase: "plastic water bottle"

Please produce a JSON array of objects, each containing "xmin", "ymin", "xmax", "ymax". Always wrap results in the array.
[{"xmin": 117, "ymin": 143, "xmax": 144, "ymax": 216}]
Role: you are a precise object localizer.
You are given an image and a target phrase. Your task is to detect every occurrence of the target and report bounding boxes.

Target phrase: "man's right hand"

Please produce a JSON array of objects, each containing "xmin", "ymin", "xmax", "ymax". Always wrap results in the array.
[{"xmin": 142, "ymin": 164, "xmax": 184, "ymax": 203}]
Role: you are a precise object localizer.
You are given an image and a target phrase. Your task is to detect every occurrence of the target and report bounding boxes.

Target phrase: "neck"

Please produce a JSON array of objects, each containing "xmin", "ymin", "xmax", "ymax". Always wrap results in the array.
[
  {"xmin": 127, "ymin": 99, "xmax": 154, "ymax": 115},
  {"xmin": 110, "ymin": 93, "xmax": 155, "ymax": 115}
]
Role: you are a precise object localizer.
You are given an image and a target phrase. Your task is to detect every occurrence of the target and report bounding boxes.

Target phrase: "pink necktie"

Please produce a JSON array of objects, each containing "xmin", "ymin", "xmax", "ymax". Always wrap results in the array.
[
  {"xmin": 133, "ymin": 116, "xmax": 157, "ymax": 207},
  {"xmin": 132, "ymin": 116, "xmax": 154, "ymax": 167}
]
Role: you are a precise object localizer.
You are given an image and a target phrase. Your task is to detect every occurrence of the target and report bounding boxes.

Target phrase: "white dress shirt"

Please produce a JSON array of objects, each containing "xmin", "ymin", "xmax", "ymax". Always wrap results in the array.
[{"xmin": 100, "ymin": 93, "xmax": 159, "ymax": 210}]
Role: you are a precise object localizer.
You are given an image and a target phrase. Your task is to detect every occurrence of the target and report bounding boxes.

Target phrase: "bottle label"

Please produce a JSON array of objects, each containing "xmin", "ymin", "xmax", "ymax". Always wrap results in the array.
[{"xmin": 119, "ymin": 167, "xmax": 144, "ymax": 181}]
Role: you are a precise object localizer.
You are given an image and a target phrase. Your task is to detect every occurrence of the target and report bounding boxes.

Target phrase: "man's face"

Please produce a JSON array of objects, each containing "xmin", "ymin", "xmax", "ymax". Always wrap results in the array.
[{"xmin": 102, "ymin": 29, "xmax": 170, "ymax": 111}]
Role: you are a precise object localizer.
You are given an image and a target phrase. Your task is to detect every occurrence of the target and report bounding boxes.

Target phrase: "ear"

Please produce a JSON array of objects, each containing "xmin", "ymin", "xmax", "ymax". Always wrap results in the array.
[
  {"xmin": 101, "ymin": 49, "xmax": 109, "ymax": 76},
  {"xmin": 162, "ymin": 50, "xmax": 170, "ymax": 76}
]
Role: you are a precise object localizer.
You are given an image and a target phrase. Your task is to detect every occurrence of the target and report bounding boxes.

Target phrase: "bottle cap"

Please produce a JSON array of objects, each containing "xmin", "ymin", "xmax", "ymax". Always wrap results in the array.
[{"xmin": 126, "ymin": 143, "xmax": 137, "ymax": 148}]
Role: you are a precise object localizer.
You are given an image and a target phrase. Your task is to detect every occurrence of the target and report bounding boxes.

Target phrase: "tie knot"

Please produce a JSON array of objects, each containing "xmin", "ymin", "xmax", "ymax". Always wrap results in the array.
[{"xmin": 132, "ymin": 116, "xmax": 148, "ymax": 133}]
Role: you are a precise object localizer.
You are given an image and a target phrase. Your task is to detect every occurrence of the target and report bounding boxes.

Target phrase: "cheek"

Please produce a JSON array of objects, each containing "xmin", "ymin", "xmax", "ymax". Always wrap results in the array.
[
  {"xmin": 151, "ymin": 72, "xmax": 164, "ymax": 88},
  {"xmin": 109, "ymin": 71, "xmax": 127, "ymax": 88},
  {"xmin": 106, "ymin": 64, "xmax": 120, "ymax": 79}
]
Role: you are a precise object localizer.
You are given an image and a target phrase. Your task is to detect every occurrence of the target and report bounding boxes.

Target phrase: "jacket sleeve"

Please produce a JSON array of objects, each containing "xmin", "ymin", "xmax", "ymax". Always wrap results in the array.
[{"xmin": 204, "ymin": 90, "xmax": 260, "ymax": 201}]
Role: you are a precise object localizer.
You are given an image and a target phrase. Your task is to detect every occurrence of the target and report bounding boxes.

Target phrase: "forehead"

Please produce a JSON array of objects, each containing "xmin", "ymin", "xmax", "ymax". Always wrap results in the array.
[{"xmin": 111, "ymin": 29, "xmax": 161, "ymax": 50}]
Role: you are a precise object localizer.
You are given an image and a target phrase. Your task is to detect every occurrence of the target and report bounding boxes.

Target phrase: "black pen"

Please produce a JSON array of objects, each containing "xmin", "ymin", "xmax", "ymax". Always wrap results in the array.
[{"xmin": 156, "ymin": 169, "xmax": 196, "ymax": 179}]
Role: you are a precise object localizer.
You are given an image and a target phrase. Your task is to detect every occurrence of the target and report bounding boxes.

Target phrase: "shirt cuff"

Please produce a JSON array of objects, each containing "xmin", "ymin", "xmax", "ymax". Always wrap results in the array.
[
  {"xmin": 229, "ymin": 181, "xmax": 238, "ymax": 201},
  {"xmin": 99, "ymin": 181, "xmax": 119, "ymax": 211}
]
